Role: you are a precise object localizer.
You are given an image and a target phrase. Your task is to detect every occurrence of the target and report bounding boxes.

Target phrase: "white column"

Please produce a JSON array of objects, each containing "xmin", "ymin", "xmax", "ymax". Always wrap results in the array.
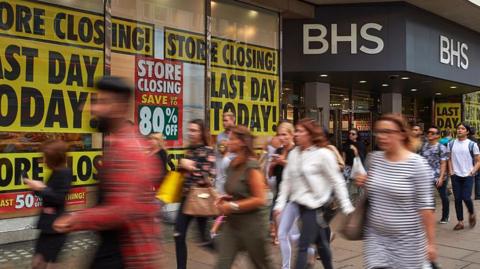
[
  {"xmin": 304, "ymin": 82, "xmax": 330, "ymax": 128},
  {"xmin": 381, "ymin": 92, "xmax": 402, "ymax": 114}
]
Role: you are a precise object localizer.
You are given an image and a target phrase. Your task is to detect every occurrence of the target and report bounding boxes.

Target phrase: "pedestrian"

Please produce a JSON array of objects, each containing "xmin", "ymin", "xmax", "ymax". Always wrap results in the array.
[
  {"xmin": 148, "ymin": 133, "xmax": 168, "ymax": 188},
  {"xmin": 419, "ymin": 126, "xmax": 449, "ymax": 223},
  {"xmin": 439, "ymin": 129, "xmax": 453, "ymax": 146},
  {"xmin": 467, "ymin": 127, "xmax": 480, "ymax": 200},
  {"xmin": 447, "ymin": 123, "xmax": 480, "ymax": 230},
  {"xmin": 356, "ymin": 114, "xmax": 437, "ymax": 269},
  {"xmin": 175, "ymin": 119, "xmax": 216, "ymax": 269},
  {"xmin": 275, "ymin": 118, "xmax": 354, "ymax": 269},
  {"xmin": 25, "ymin": 140, "xmax": 72, "ymax": 269},
  {"xmin": 53, "ymin": 76, "xmax": 162, "ymax": 269},
  {"xmin": 412, "ymin": 124, "xmax": 425, "ymax": 153},
  {"xmin": 342, "ymin": 128, "xmax": 367, "ymax": 176},
  {"xmin": 215, "ymin": 125, "xmax": 273, "ymax": 269},
  {"xmin": 215, "ymin": 111, "xmax": 236, "ymax": 194},
  {"xmin": 268, "ymin": 122, "xmax": 295, "ymax": 245}
]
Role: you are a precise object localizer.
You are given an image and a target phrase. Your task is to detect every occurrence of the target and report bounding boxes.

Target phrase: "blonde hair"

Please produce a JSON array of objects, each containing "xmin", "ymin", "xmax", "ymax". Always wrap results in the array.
[
  {"xmin": 149, "ymin": 133, "xmax": 165, "ymax": 149},
  {"xmin": 277, "ymin": 121, "xmax": 294, "ymax": 136}
]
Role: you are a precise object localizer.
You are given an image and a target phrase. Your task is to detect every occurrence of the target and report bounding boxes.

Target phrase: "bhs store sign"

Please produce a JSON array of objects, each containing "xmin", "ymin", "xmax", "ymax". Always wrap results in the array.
[
  {"xmin": 303, "ymin": 23, "xmax": 384, "ymax": 55},
  {"xmin": 439, "ymin": 35, "xmax": 469, "ymax": 70}
]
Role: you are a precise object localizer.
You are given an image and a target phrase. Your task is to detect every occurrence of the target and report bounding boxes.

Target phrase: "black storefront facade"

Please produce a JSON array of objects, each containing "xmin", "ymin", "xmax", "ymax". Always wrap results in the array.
[{"xmin": 282, "ymin": 2, "xmax": 480, "ymax": 148}]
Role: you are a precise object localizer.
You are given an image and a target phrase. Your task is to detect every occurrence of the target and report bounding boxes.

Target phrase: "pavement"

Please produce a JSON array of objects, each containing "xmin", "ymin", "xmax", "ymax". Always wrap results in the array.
[{"xmin": 2, "ymin": 199, "xmax": 480, "ymax": 268}]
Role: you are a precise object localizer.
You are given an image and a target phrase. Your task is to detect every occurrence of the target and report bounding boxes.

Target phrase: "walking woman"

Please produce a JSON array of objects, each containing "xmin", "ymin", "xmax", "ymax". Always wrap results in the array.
[
  {"xmin": 269, "ymin": 122, "xmax": 295, "ymax": 245},
  {"xmin": 356, "ymin": 114, "xmax": 437, "ymax": 269},
  {"xmin": 275, "ymin": 119, "xmax": 354, "ymax": 269},
  {"xmin": 215, "ymin": 125, "xmax": 273, "ymax": 269},
  {"xmin": 25, "ymin": 140, "xmax": 72, "ymax": 269},
  {"xmin": 175, "ymin": 119, "xmax": 216, "ymax": 269}
]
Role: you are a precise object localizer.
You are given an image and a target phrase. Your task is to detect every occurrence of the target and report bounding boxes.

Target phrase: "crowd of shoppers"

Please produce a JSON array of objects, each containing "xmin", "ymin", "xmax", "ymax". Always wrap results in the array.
[{"xmin": 27, "ymin": 75, "xmax": 480, "ymax": 269}]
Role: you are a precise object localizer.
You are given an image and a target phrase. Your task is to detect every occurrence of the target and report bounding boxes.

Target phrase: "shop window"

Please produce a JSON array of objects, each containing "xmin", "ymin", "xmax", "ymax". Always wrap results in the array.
[{"xmin": 0, "ymin": 0, "xmax": 104, "ymax": 219}]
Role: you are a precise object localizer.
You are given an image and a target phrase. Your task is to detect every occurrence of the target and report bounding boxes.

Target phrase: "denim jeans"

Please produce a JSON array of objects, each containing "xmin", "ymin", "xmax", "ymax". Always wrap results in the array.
[
  {"xmin": 295, "ymin": 204, "xmax": 332, "ymax": 269},
  {"xmin": 451, "ymin": 175, "xmax": 475, "ymax": 221},
  {"xmin": 475, "ymin": 174, "xmax": 480, "ymax": 199},
  {"xmin": 437, "ymin": 179, "xmax": 449, "ymax": 220}
]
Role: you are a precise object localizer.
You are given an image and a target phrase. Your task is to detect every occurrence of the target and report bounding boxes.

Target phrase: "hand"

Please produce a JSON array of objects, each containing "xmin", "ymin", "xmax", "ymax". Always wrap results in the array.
[
  {"xmin": 427, "ymin": 242, "xmax": 438, "ymax": 261},
  {"xmin": 273, "ymin": 210, "xmax": 281, "ymax": 221},
  {"xmin": 469, "ymin": 170, "xmax": 477, "ymax": 177},
  {"xmin": 436, "ymin": 179, "xmax": 444, "ymax": 188},
  {"xmin": 24, "ymin": 179, "xmax": 46, "ymax": 191},
  {"xmin": 350, "ymin": 145, "xmax": 359, "ymax": 157},
  {"xmin": 215, "ymin": 195, "xmax": 233, "ymax": 206},
  {"xmin": 355, "ymin": 174, "xmax": 368, "ymax": 188},
  {"xmin": 216, "ymin": 201, "xmax": 232, "ymax": 215},
  {"xmin": 179, "ymin": 159, "xmax": 196, "ymax": 171},
  {"xmin": 449, "ymin": 170, "xmax": 455, "ymax": 176},
  {"xmin": 53, "ymin": 215, "xmax": 74, "ymax": 233}
]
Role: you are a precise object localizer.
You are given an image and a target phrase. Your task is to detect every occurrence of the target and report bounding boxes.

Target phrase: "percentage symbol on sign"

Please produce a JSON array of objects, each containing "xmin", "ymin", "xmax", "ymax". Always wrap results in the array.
[{"xmin": 165, "ymin": 108, "xmax": 178, "ymax": 124}]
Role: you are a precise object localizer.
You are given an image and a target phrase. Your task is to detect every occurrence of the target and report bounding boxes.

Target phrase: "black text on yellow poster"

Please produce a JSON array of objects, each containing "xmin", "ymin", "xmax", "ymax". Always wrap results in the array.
[
  {"xmin": 210, "ymin": 67, "xmax": 278, "ymax": 135},
  {"xmin": 0, "ymin": 0, "xmax": 154, "ymax": 56},
  {"xmin": 164, "ymin": 28, "xmax": 280, "ymax": 135},
  {"xmin": 165, "ymin": 28, "xmax": 278, "ymax": 75},
  {"xmin": 0, "ymin": 36, "xmax": 102, "ymax": 133},
  {"xmin": 435, "ymin": 103, "xmax": 461, "ymax": 130},
  {"xmin": 0, "ymin": 151, "xmax": 101, "ymax": 193}
]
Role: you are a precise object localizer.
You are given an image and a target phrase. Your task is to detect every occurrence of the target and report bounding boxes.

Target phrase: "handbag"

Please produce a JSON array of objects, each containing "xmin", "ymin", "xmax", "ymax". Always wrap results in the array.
[
  {"xmin": 156, "ymin": 171, "xmax": 184, "ymax": 203},
  {"xmin": 182, "ymin": 186, "xmax": 220, "ymax": 216},
  {"xmin": 340, "ymin": 193, "xmax": 368, "ymax": 240}
]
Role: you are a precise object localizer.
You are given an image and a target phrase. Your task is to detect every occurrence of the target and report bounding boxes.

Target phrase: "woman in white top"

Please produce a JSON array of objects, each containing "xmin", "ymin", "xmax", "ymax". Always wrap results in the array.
[
  {"xmin": 356, "ymin": 114, "xmax": 437, "ymax": 269},
  {"xmin": 274, "ymin": 119, "xmax": 354, "ymax": 269}
]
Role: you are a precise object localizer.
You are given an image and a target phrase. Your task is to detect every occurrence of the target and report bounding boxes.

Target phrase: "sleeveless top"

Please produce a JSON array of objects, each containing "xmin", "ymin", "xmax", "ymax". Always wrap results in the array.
[{"xmin": 224, "ymin": 159, "xmax": 267, "ymax": 214}]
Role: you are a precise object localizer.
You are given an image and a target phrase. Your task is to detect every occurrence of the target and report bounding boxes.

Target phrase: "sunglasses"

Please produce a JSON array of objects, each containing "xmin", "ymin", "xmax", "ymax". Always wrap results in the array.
[
  {"xmin": 349, "ymin": 132, "xmax": 357, "ymax": 136},
  {"xmin": 427, "ymin": 131, "xmax": 439, "ymax": 135}
]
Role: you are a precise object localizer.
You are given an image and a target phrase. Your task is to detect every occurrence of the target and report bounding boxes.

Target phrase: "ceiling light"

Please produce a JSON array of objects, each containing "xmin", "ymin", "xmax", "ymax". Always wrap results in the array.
[
  {"xmin": 381, "ymin": 83, "xmax": 389, "ymax": 87},
  {"xmin": 450, "ymin": 86, "xmax": 457, "ymax": 89},
  {"xmin": 248, "ymin": 10, "xmax": 258, "ymax": 17},
  {"xmin": 320, "ymin": 74, "xmax": 328, "ymax": 77},
  {"xmin": 401, "ymin": 77, "xmax": 410, "ymax": 80},
  {"xmin": 435, "ymin": 92, "xmax": 442, "ymax": 95},
  {"xmin": 359, "ymin": 80, "xmax": 367, "ymax": 84},
  {"xmin": 410, "ymin": 88, "xmax": 418, "ymax": 92}
]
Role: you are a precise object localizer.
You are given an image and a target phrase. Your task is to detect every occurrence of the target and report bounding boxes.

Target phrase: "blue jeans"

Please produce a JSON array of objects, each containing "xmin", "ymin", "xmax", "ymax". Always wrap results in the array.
[
  {"xmin": 475, "ymin": 174, "xmax": 480, "ymax": 199},
  {"xmin": 295, "ymin": 205, "xmax": 332, "ymax": 269},
  {"xmin": 437, "ymin": 179, "xmax": 449, "ymax": 220},
  {"xmin": 451, "ymin": 175, "xmax": 475, "ymax": 221}
]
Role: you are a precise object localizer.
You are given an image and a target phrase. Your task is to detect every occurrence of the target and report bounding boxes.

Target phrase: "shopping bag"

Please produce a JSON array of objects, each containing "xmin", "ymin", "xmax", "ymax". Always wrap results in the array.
[
  {"xmin": 156, "ymin": 171, "xmax": 184, "ymax": 203},
  {"xmin": 350, "ymin": 157, "xmax": 366, "ymax": 179}
]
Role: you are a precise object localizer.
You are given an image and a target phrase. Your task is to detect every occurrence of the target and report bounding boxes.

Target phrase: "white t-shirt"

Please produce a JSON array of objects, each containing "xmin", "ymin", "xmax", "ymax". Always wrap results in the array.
[{"xmin": 449, "ymin": 139, "xmax": 480, "ymax": 177}]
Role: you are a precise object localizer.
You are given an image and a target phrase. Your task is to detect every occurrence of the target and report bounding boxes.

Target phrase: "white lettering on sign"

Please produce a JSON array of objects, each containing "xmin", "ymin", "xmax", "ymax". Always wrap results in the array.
[
  {"xmin": 440, "ymin": 35, "xmax": 468, "ymax": 70},
  {"xmin": 303, "ymin": 23, "xmax": 384, "ymax": 55}
]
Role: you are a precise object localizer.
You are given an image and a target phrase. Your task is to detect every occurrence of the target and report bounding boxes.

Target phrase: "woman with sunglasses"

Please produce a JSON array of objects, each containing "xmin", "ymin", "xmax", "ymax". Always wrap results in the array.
[
  {"xmin": 356, "ymin": 114, "xmax": 437, "ymax": 269},
  {"xmin": 342, "ymin": 129, "xmax": 366, "ymax": 200}
]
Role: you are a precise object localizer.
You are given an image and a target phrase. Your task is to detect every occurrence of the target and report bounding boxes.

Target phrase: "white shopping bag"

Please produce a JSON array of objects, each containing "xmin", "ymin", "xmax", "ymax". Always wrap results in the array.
[{"xmin": 350, "ymin": 157, "xmax": 366, "ymax": 178}]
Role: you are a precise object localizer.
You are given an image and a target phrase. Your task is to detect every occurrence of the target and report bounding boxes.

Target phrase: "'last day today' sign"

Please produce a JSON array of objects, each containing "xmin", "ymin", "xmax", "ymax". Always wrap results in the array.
[{"xmin": 435, "ymin": 103, "xmax": 461, "ymax": 130}]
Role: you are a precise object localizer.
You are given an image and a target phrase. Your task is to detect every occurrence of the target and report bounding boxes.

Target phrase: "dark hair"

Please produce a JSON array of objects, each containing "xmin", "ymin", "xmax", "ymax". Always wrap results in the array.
[
  {"xmin": 95, "ymin": 76, "xmax": 132, "ymax": 102},
  {"xmin": 296, "ymin": 118, "xmax": 329, "ymax": 148},
  {"xmin": 428, "ymin": 125, "xmax": 440, "ymax": 134},
  {"xmin": 189, "ymin": 119, "xmax": 210, "ymax": 146},
  {"xmin": 376, "ymin": 114, "xmax": 414, "ymax": 151},
  {"xmin": 42, "ymin": 140, "xmax": 68, "ymax": 169},
  {"xmin": 457, "ymin": 122, "xmax": 472, "ymax": 134},
  {"xmin": 230, "ymin": 125, "xmax": 256, "ymax": 167}
]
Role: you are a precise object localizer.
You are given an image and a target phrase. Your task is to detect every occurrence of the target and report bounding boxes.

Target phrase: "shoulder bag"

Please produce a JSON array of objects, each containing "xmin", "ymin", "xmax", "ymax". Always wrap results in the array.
[{"xmin": 183, "ymin": 173, "xmax": 220, "ymax": 217}]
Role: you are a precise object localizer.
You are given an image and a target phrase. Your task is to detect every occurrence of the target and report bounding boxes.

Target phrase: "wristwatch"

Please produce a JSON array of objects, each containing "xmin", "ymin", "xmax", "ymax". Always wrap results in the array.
[{"xmin": 229, "ymin": 202, "xmax": 240, "ymax": 211}]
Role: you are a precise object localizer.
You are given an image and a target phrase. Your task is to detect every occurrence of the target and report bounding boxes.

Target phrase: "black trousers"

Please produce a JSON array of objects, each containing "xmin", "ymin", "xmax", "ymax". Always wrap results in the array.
[{"xmin": 174, "ymin": 199, "xmax": 209, "ymax": 269}]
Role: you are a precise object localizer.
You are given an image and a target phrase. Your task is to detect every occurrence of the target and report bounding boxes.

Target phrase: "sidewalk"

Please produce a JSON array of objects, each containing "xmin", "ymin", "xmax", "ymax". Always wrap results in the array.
[{"xmin": 2, "ymin": 200, "xmax": 480, "ymax": 268}]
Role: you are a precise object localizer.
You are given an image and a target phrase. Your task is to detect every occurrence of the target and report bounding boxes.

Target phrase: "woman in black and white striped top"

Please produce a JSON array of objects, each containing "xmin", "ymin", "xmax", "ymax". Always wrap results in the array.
[{"xmin": 356, "ymin": 114, "xmax": 437, "ymax": 269}]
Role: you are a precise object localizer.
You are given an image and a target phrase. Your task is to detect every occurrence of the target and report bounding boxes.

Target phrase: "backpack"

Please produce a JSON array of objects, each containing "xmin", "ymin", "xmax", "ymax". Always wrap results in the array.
[{"xmin": 448, "ymin": 139, "xmax": 476, "ymax": 165}]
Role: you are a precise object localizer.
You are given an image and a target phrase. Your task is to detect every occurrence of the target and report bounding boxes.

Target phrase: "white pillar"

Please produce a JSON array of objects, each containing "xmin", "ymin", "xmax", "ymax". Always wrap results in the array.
[
  {"xmin": 304, "ymin": 82, "xmax": 330, "ymax": 128},
  {"xmin": 381, "ymin": 93, "xmax": 402, "ymax": 114}
]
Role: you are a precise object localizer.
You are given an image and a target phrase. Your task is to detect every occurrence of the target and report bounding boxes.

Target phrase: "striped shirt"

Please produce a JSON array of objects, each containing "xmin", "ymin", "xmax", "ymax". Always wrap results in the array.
[{"xmin": 364, "ymin": 151, "xmax": 435, "ymax": 269}]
